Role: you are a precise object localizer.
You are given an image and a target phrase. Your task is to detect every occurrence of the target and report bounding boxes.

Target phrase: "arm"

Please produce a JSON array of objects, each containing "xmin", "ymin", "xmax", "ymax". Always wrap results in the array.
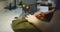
[
  {"xmin": 25, "ymin": 15, "xmax": 51, "ymax": 31},
  {"xmin": 31, "ymin": 19, "xmax": 50, "ymax": 31}
]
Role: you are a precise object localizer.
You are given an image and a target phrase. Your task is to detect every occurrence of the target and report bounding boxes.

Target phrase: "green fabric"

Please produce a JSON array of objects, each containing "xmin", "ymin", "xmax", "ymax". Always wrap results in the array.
[{"xmin": 12, "ymin": 18, "xmax": 40, "ymax": 32}]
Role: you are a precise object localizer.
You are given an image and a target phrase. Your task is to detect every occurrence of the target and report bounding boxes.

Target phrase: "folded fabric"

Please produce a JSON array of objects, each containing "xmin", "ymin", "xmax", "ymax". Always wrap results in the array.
[{"xmin": 12, "ymin": 18, "xmax": 40, "ymax": 32}]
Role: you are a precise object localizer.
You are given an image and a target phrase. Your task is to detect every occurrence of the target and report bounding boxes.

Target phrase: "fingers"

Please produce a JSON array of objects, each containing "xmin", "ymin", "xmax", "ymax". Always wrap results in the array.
[
  {"xmin": 25, "ymin": 17, "xmax": 28, "ymax": 20},
  {"xmin": 25, "ymin": 14, "xmax": 40, "ymax": 23},
  {"xmin": 25, "ymin": 15, "xmax": 32, "ymax": 23},
  {"xmin": 25, "ymin": 14, "xmax": 31, "ymax": 20},
  {"xmin": 26, "ymin": 14, "xmax": 31, "ymax": 18}
]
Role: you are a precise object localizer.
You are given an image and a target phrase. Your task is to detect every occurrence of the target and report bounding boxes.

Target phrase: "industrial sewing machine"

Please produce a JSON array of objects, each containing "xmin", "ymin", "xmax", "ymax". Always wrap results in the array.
[{"xmin": 12, "ymin": 0, "xmax": 55, "ymax": 32}]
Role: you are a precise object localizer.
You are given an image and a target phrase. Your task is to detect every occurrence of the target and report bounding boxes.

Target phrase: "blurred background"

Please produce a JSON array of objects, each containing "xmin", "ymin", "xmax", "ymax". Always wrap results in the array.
[{"xmin": 0, "ymin": 0, "xmax": 56, "ymax": 32}]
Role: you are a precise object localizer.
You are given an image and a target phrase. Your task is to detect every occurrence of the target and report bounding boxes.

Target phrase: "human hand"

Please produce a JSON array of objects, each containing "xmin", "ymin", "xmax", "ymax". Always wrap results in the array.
[{"xmin": 25, "ymin": 14, "xmax": 40, "ymax": 23}]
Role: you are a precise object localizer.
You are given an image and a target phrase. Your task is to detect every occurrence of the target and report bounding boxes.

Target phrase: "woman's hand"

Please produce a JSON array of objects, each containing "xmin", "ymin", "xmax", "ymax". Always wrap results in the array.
[
  {"xmin": 25, "ymin": 14, "xmax": 40, "ymax": 23},
  {"xmin": 25, "ymin": 11, "xmax": 46, "ymax": 23}
]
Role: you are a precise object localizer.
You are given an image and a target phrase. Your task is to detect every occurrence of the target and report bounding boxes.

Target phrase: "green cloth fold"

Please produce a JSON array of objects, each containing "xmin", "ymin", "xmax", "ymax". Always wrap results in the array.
[{"xmin": 12, "ymin": 18, "xmax": 40, "ymax": 32}]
